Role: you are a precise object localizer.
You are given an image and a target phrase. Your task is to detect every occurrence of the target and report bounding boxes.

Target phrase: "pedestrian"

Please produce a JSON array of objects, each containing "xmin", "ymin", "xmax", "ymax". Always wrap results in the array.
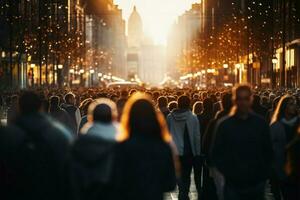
[
  {"xmin": 69, "ymin": 98, "xmax": 119, "ymax": 200},
  {"xmin": 270, "ymin": 95, "xmax": 300, "ymax": 200},
  {"xmin": 62, "ymin": 93, "xmax": 81, "ymax": 135},
  {"xmin": 49, "ymin": 95, "xmax": 73, "ymax": 131},
  {"xmin": 193, "ymin": 101, "xmax": 203, "ymax": 115},
  {"xmin": 78, "ymin": 98, "xmax": 93, "ymax": 132},
  {"xmin": 113, "ymin": 93, "xmax": 177, "ymax": 200},
  {"xmin": 197, "ymin": 97, "xmax": 214, "ymax": 139},
  {"xmin": 10, "ymin": 91, "xmax": 72, "ymax": 200},
  {"xmin": 167, "ymin": 95, "xmax": 201, "ymax": 200},
  {"xmin": 212, "ymin": 84, "xmax": 273, "ymax": 200},
  {"xmin": 157, "ymin": 96, "xmax": 170, "ymax": 118},
  {"xmin": 285, "ymin": 129, "xmax": 300, "ymax": 200}
]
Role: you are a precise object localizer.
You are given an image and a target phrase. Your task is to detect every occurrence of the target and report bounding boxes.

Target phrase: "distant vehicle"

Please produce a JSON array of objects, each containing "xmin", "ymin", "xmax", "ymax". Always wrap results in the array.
[{"xmin": 107, "ymin": 81, "xmax": 143, "ymax": 89}]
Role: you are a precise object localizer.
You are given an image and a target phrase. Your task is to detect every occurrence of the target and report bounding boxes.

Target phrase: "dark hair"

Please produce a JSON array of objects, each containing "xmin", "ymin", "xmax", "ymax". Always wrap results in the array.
[
  {"xmin": 93, "ymin": 104, "xmax": 112, "ymax": 124},
  {"xmin": 178, "ymin": 95, "xmax": 190, "ymax": 110},
  {"xmin": 119, "ymin": 93, "xmax": 171, "ymax": 142},
  {"xmin": 222, "ymin": 93, "xmax": 233, "ymax": 111},
  {"xmin": 158, "ymin": 96, "xmax": 168, "ymax": 108},
  {"xmin": 64, "ymin": 93, "xmax": 75, "ymax": 104},
  {"xmin": 168, "ymin": 101, "xmax": 178, "ymax": 112},
  {"xmin": 271, "ymin": 95, "xmax": 296, "ymax": 124},
  {"xmin": 49, "ymin": 96, "xmax": 60, "ymax": 108},
  {"xmin": 232, "ymin": 84, "xmax": 252, "ymax": 101},
  {"xmin": 192, "ymin": 101, "xmax": 203, "ymax": 115},
  {"xmin": 19, "ymin": 91, "xmax": 42, "ymax": 114},
  {"xmin": 203, "ymin": 98, "xmax": 214, "ymax": 113},
  {"xmin": 88, "ymin": 98, "xmax": 117, "ymax": 123}
]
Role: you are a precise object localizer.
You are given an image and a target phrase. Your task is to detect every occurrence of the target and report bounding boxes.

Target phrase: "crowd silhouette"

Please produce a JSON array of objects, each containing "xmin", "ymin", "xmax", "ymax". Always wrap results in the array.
[{"xmin": 0, "ymin": 84, "xmax": 300, "ymax": 200}]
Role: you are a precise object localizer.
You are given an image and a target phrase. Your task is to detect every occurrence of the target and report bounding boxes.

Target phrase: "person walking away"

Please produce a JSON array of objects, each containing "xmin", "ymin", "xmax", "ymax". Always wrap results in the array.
[
  {"xmin": 270, "ymin": 95, "xmax": 300, "ymax": 200},
  {"xmin": 212, "ymin": 84, "xmax": 273, "ymax": 200},
  {"xmin": 157, "ymin": 96, "xmax": 170, "ymax": 119},
  {"xmin": 285, "ymin": 128, "xmax": 300, "ymax": 200},
  {"xmin": 10, "ymin": 91, "xmax": 72, "ymax": 200},
  {"xmin": 49, "ymin": 96, "xmax": 73, "ymax": 131},
  {"xmin": 112, "ymin": 93, "xmax": 177, "ymax": 200},
  {"xmin": 62, "ymin": 93, "xmax": 81, "ymax": 135},
  {"xmin": 69, "ymin": 98, "xmax": 119, "ymax": 200},
  {"xmin": 167, "ymin": 95, "xmax": 201, "ymax": 200}
]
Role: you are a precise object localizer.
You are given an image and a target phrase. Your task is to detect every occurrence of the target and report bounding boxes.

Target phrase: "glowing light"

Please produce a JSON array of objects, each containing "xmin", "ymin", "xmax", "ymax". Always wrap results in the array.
[{"xmin": 115, "ymin": 0, "xmax": 199, "ymax": 45}]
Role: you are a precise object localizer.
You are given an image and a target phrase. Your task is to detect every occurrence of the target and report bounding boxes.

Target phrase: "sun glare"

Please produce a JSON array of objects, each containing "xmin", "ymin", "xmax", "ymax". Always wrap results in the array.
[{"xmin": 115, "ymin": 0, "xmax": 200, "ymax": 45}]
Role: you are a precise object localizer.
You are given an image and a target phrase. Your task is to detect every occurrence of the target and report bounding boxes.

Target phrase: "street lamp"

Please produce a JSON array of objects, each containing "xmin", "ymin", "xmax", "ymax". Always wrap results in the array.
[{"xmin": 223, "ymin": 64, "xmax": 229, "ymax": 69}]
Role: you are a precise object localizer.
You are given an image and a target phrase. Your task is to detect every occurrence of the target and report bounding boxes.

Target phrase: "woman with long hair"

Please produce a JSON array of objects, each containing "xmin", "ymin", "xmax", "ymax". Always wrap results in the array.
[
  {"xmin": 112, "ymin": 92, "xmax": 177, "ymax": 200},
  {"xmin": 270, "ymin": 95, "xmax": 300, "ymax": 200}
]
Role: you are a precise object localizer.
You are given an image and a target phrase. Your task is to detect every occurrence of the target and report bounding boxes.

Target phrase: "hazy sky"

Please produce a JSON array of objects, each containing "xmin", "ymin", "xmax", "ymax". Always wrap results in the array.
[{"xmin": 114, "ymin": 0, "xmax": 200, "ymax": 45}]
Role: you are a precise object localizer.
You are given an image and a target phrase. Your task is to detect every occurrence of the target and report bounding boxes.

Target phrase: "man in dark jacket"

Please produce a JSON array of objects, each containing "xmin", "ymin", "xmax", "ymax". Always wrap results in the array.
[
  {"xmin": 212, "ymin": 84, "xmax": 273, "ymax": 200},
  {"xmin": 62, "ymin": 93, "xmax": 81, "ymax": 135},
  {"xmin": 4, "ymin": 91, "xmax": 73, "ymax": 200},
  {"xmin": 49, "ymin": 96, "xmax": 73, "ymax": 131}
]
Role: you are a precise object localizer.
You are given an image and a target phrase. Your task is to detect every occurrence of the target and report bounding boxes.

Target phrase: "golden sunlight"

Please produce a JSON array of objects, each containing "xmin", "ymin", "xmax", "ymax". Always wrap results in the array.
[{"xmin": 115, "ymin": 0, "xmax": 200, "ymax": 45}]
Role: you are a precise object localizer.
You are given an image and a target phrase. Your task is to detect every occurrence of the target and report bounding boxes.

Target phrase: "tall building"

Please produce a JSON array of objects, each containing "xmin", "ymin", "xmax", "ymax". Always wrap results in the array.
[
  {"xmin": 128, "ymin": 6, "xmax": 143, "ymax": 48},
  {"xmin": 273, "ymin": 0, "xmax": 300, "ymax": 87},
  {"xmin": 127, "ymin": 6, "xmax": 144, "ymax": 79},
  {"xmin": 85, "ymin": 0, "xmax": 126, "ymax": 85},
  {"xmin": 0, "ymin": 0, "xmax": 85, "ymax": 88},
  {"xmin": 167, "ymin": 3, "xmax": 202, "ymax": 79}
]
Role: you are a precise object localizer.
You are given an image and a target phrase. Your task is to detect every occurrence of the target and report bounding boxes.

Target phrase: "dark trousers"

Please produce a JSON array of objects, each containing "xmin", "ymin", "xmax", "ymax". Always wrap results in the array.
[
  {"xmin": 224, "ymin": 182, "xmax": 266, "ymax": 200},
  {"xmin": 178, "ymin": 156, "xmax": 202, "ymax": 200}
]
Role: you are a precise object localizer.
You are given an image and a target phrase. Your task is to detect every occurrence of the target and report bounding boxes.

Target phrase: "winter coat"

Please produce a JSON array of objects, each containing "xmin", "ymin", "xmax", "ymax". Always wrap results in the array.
[
  {"xmin": 212, "ymin": 113, "xmax": 273, "ymax": 187},
  {"xmin": 4, "ymin": 113, "xmax": 73, "ymax": 200},
  {"xmin": 69, "ymin": 132, "xmax": 116, "ymax": 200},
  {"xmin": 167, "ymin": 109, "xmax": 201, "ymax": 156},
  {"xmin": 111, "ymin": 135, "xmax": 177, "ymax": 200}
]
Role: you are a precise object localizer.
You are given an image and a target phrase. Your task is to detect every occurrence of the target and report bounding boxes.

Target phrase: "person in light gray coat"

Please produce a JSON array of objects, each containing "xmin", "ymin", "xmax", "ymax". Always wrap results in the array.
[{"xmin": 167, "ymin": 95, "xmax": 201, "ymax": 200}]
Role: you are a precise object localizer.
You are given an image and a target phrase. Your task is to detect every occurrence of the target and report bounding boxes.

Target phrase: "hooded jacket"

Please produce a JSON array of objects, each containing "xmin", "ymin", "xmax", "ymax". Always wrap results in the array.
[
  {"xmin": 167, "ymin": 109, "xmax": 201, "ymax": 156},
  {"xmin": 69, "ymin": 122, "xmax": 117, "ymax": 200}
]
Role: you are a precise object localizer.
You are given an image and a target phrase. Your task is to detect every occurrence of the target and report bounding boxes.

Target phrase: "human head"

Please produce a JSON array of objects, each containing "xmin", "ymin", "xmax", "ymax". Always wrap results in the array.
[
  {"xmin": 271, "ymin": 95, "xmax": 297, "ymax": 124},
  {"xmin": 157, "ymin": 96, "xmax": 168, "ymax": 108},
  {"xmin": 119, "ymin": 92, "xmax": 171, "ymax": 142},
  {"xmin": 221, "ymin": 93, "xmax": 233, "ymax": 111},
  {"xmin": 49, "ymin": 96, "xmax": 60, "ymax": 108},
  {"xmin": 64, "ymin": 93, "xmax": 75, "ymax": 105},
  {"xmin": 192, "ymin": 101, "xmax": 203, "ymax": 115},
  {"xmin": 19, "ymin": 91, "xmax": 42, "ymax": 115},
  {"xmin": 168, "ymin": 101, "xmax": 178, "ymax": 112},
  {"xmin": 178, "ymin": 95, "xmax": 191, "ymax": 110},
  {"xmin": 232, "ymin": 84, "xmax": 253, "ymax": 115},
  {"xmin": 88, "ymin": 98, "xmax": 118, "ymax": 124},
  {"xmin": 79, "ymin": 98, "xmax": 93, "ymax": 116}
]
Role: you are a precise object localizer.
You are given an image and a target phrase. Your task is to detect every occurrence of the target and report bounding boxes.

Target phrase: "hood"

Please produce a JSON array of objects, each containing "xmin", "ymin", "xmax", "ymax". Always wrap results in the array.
[
  {"xmin": 81, "ymin": 122, "xmax": 118, "ymax": 142},
  {"xmin": 171, "ymin": 109, "xmax": 191, "ymax": 121}
]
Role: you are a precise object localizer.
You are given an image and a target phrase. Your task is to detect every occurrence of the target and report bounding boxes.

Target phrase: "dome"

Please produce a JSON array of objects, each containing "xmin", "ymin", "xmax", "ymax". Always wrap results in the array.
[
  {"xmin": 128, "ymin": 6, "xmax": 144, "ymax": 47},
  {"xmin": 128, "ymin": 6, "xmax": 142, "ymax": 26}
]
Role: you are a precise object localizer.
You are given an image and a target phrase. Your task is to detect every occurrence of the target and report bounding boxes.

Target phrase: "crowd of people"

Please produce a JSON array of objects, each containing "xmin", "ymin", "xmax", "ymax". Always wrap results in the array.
[{"xmin": 0, "ymin": 84, "xmax": 299, "ymax": 200}]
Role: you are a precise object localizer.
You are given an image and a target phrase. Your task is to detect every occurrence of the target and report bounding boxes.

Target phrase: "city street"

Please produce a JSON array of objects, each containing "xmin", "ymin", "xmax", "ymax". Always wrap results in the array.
[{"xmin": 1, "ymin": 0, "xmax": 300, "ymax": 200}]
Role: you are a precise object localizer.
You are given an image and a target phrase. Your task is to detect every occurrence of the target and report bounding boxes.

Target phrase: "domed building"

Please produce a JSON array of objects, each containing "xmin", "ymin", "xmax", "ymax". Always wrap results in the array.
[
  {"xmin": 126, "ymin": 6, "xmax": 144, "ymax": 79},
  {"xmin": 128, "ymin": 6, "xmax": 143, "ymax": 48}
]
